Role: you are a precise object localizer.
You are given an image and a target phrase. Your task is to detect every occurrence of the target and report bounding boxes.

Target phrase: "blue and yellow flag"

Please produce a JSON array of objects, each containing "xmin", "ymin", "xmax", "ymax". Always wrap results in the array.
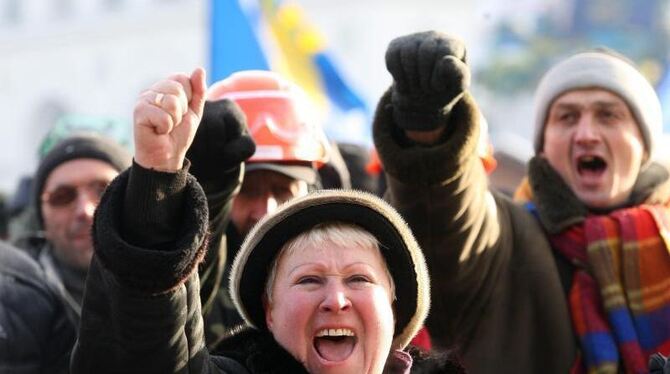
[{"xmin": 210, "ymin": 0, "xmax": 370, "ymax": 145}]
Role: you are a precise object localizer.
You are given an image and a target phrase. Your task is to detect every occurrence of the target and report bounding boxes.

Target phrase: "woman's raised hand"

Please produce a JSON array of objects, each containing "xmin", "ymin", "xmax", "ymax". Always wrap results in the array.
[{"xmin": 133, "ymin": 68, "xmax": 207, "ymax": 172}]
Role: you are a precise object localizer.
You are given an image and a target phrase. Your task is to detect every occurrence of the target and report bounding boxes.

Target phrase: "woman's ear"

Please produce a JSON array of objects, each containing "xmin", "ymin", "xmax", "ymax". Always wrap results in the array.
[{"xmin": 263, "ymin": 296, "xmax": 275, "ymax": 331}]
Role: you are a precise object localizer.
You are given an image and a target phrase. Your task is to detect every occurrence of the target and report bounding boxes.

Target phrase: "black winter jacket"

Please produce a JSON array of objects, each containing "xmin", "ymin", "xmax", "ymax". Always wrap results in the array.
[
  {"xmin": 15, "ymin": 236, "xmax": 85, "ymax": 331},
  {"xmin": 0, "ymin": 241, "xmax": 76, "ymax": 374},
  {"xmin": 71, "ymin": 163, "xmax": 464, "ymax": 374}
]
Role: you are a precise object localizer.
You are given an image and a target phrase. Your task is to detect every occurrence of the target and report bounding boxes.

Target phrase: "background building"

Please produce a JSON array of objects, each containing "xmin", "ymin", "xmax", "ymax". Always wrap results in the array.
[
  {"xmin": 0, "ymin": 0, "xmax": 502, "ymax": 194},
  {"xmin": 1, "ymin": 0, "xmax": 668, "ymax": 197}
]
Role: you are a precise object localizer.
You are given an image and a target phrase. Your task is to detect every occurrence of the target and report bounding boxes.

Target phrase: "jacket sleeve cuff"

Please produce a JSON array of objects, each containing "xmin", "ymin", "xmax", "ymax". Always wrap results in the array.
[
  {"xmin": 122, "ymin": 160, "xmax": 189, "ymax": 247},
  {"xmin": 92, "ymin": 164, "xmax": 209, "ymax": 293},
  {"xmin": 373, "ymin": 88, "xmax": 482, "ymax": 186}
]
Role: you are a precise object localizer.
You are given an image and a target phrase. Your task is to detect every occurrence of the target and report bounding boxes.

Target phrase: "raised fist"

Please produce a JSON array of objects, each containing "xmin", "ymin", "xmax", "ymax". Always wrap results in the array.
[
  {"xmin": 385, "ymin": 31, "xmax": 470, "ymax": 131},
  {"xmin": 186, "ymin": 99, "xmax": 256, "ymax": 184},
  {"xmin": 133, "ymin": 68, "xmax": 207, "ymax": 172}
]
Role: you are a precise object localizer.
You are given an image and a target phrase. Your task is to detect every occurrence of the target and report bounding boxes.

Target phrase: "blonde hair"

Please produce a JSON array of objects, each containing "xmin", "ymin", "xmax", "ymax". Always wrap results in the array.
[{"xmin": 264, "ymin": 222, "xmax": 396, "ymax": 304}]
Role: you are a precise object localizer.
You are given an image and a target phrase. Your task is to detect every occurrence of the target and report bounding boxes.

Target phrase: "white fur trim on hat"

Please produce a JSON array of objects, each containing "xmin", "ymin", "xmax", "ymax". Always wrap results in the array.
[{"xmin": 229, "ymin": 189, "xmax": 430, "ymax": 350}]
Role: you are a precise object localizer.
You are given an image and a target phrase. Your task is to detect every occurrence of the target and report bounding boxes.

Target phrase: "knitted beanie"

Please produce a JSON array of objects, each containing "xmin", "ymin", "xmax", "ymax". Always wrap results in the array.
[
  {"xmin": 230, "ymin": 189, "xmax": 430, "ymax": 351},
  {"xmin": 533, "ymin": 51, "xmax": 663, "ymax": 164},
  {"xmin": 33, "ymin": 133, "xmax": 131, "ymax": 227}
]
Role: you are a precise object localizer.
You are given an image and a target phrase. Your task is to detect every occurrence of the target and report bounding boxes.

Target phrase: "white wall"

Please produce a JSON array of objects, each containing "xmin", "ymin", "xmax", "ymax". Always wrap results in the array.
[{"xmin": 0, "ymin": 0, "xmax": 204, "ymax": 193}]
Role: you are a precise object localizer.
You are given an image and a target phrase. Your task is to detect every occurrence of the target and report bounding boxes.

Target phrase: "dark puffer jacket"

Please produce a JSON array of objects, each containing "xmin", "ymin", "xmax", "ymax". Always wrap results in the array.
[
  {"xmin": 14, "ymin": 236, "xmax": 85, "ymax": 332},
  {"xmin": 0, "ymin": 241, "xmax": 76, "ymax": 374},
  {"xmin": 71, "ymin": 164, "xmax": 465, "ymax": 374}
]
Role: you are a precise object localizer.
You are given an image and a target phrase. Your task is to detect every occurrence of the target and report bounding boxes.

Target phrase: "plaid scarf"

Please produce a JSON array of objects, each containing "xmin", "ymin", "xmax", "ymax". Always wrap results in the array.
[
  {"xmin": 548, "ymin": 205, "xmax": 670, "ymax": 373},
  {"xmin": 515, "ymin": 157, "xmax": 670, "ymax": 373}
]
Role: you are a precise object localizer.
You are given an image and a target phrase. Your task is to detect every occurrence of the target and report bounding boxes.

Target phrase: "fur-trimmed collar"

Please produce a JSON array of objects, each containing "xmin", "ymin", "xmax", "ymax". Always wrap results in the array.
[
  {"xmin": 230, "ymin": 189, "xmax": 430, "ymax": 351},
  {"xmin": 527, "ymin": 156, "xmax": 670, "ymax": 234},
  {"xmin": 213, "ymin": 326, "xmax": 309, "ymax": 373},
  {"xmin": 212, "ymin": 327, "xmax": 466, "ymax": 374}
]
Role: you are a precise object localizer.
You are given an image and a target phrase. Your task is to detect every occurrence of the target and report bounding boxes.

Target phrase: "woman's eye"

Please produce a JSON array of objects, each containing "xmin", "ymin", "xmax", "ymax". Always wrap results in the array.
[
  {"xmin": 348, "ymin": 275, "xmax": 372, "ymax": 283},
  {"xmin": 296, "ymin": 276, "xmax": 321, "ymax": 285}
]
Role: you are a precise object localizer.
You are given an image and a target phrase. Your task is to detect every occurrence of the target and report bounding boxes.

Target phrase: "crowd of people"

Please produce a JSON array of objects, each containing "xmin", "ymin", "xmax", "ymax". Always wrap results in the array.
[{"xmin": 1, "ymin": 30, "xmax": 669, "ymax": 374}]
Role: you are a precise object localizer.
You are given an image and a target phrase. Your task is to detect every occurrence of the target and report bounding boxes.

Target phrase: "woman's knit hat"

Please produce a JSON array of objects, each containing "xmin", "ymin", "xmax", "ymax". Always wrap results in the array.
[
  {"xmin": 533, "ymin": 51, "xmax": 663, "ymax": 164},
  {"xmin": 229, "ymin": 189, "xmax": 430, "ymax": 350}
]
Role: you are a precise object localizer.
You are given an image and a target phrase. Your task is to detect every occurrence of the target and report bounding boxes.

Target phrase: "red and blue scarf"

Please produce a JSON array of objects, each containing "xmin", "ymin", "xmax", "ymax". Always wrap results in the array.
[{"xmin": 547, "ymin": 204, "xmax": 670, "ymax": 373}]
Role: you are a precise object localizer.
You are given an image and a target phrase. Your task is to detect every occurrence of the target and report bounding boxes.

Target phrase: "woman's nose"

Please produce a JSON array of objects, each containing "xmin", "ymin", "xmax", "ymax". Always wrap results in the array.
[{"xmin": 319, "ymin": 282, "xmax": 352, "ymax": 313}]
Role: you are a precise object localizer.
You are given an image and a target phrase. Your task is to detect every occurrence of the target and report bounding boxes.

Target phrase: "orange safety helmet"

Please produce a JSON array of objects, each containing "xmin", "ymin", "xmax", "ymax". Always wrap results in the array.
[{"xmin": 208, "ymin": 70, "xmax": 330, "ymax": 169}]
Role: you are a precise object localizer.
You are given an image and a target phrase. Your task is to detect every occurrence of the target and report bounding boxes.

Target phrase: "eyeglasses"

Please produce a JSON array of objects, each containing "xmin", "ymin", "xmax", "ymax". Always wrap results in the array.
[{"xmin": 41, "ymin": 180, "xmax": 110, "ymax": 208}]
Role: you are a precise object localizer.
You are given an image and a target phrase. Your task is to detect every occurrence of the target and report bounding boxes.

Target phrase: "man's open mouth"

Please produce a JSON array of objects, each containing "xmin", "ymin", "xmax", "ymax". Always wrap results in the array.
[
  {"xmin": 313, "ymin": 328, "xmax": 357, "ymax": 362},
  {"xmin": 577, "ymin": 155, "xmax": 607, "ymax": 176}
]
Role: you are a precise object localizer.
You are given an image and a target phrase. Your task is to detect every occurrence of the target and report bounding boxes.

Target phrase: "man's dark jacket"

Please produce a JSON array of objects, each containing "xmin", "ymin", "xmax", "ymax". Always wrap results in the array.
[
  {"xmin": 0, "ymin": 241, "xmax": 76, "ymax": 374},
  {"xmin": 373, "ymin": 85, "xmax": 670, "ymax": 374}
]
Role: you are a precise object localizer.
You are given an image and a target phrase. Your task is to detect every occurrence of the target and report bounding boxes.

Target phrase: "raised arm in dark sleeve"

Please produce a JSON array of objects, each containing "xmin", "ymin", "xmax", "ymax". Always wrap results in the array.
[
  {"xmin": 374, "ymin": 32, "xmax": 504, "ymax": 348},
  {"xmin": 185, "ymin": 99, "xmax": 255, "ymax": 316},
  {"xmin": 375, "ymin": 32, "xmax": 575, "ymax": 373},
  {"xmin": 71, "ymin": 69, "xmax": 240, "ymax": 374}
]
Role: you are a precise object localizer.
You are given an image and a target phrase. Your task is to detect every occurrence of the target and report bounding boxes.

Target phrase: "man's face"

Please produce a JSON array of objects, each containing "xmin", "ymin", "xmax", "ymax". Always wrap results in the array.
[
  {"xmin": 41, "ymin": 159, "xmax": 119, "ymax": 271},
  {"xmin": 231, "ymin": 169, "xmax": 309, "ymax": 236},
  {"xmin": 542, "ymin": 88, "xmax": 646, "ymax": 208}
]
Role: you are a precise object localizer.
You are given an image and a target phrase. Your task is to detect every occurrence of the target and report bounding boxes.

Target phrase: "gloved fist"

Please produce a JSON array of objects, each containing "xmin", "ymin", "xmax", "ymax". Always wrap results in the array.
[
  {"xmin": 385, "ymin": 31, "xmax": 470, "ymax": 131},
  {"xmin": 186, "ymin": 99, "xmax": 256, "ymax": 183}
]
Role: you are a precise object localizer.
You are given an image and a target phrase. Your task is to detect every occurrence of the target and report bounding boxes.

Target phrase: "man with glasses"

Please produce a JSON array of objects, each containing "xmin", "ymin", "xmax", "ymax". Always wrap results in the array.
[{"xmin": 25, "ymin": 134, "xmax": 131, "ymax": 327}]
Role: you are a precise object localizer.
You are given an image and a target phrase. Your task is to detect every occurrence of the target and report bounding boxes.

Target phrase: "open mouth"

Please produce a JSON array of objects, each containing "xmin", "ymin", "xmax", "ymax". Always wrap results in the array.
[
  {"xmin": 313, "ymin": 328, "xmax": 357, "ymax": 362},
  {"xmin": 577, "ymin": 155, "xmax": 607, "ymax": 176}
]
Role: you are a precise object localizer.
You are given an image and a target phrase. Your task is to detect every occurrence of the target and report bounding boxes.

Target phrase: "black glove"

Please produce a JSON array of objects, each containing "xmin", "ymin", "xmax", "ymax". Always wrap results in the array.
[
  {"xmin": 385, "ymin": 31, "xmax": 470, "ymax": 131},
  {"xmin": 186, "ymin": 99, "xmax": 256, "ymax": 184}
]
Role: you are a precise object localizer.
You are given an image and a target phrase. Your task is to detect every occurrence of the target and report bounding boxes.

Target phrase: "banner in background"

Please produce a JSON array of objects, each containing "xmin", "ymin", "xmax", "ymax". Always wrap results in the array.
[{"xmin": 210, "ymin": 0, "xmax": 370, "ymax": 145}]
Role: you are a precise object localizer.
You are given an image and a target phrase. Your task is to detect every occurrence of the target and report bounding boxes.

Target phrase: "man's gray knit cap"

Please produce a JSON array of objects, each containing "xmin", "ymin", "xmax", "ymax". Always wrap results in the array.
[{"xmin": 533, "ymin": 51, "xmax": 663, "ymax": 165}]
